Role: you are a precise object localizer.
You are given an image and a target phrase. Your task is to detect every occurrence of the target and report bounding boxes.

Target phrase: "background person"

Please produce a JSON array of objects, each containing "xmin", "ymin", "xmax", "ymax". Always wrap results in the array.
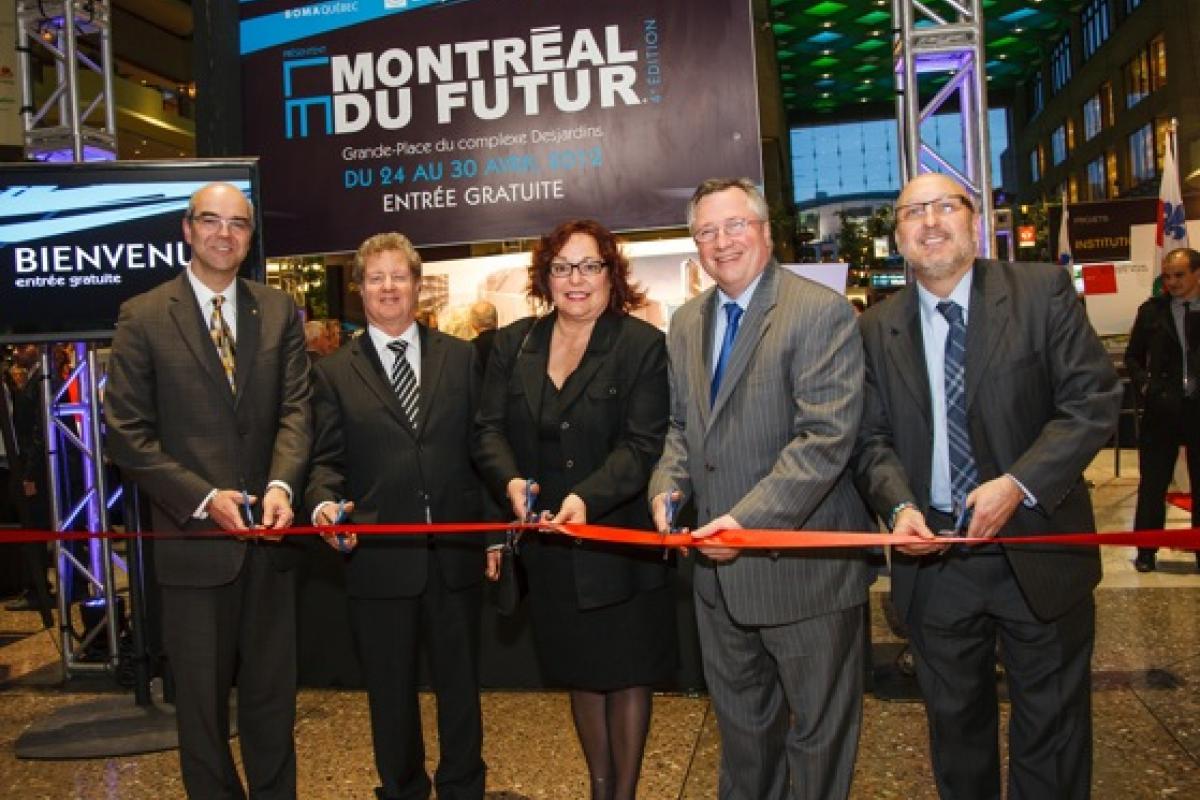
[
  {"xmin": 306, "ymin": 232, "xmax": 487, "ymax": 800},
  {"xmin": 324, "ymin": 318, "xmax": 343, "ymax": 351},
  {"xmin": 304, "ymin": 319, "xmax": 336, "ymax": 363},
  {"xmin": 3, "ymin": 345, "xmax": 54, "ymax": 624},
  {"xmin": 473, "ymin": 219, "xmax": 676, "ymax": 800},
  {"xmin": 854, "ymin": 173, "xmax": 1120, "ymax": 799},
  {"xmin": 468, "ymin": 300, "xmax": 499, "ymax": 368},
  {"xmin": 1125, "ymin": 246, "xmax": 1200, "ymax": 572},
  {"xmin": 105, "ymin": 182, "xmax": 312, "ymax": 799},
  {"xmin": 649, "ymin": 178, "xmax": 873, "ymax": 800}
]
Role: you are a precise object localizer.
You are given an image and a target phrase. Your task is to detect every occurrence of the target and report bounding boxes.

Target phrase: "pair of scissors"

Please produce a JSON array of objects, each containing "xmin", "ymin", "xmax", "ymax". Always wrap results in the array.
[
  {"xmin": 240, "ymin": 489, "xmax": 256, "ymax": 528},
  {"xmin": 662, "ymin": 492, "xmax": 681, "ymax": 559},
  {"xmin": 936, "ymin": 503, "xmax": 973, "ymax": 555},
  {"xmin": 953, "ymin": 504, "xmax": 973, "ymax": 536},
  {"xmin": 506, "ymin": 479, "xmax": 538, "ymax": 554},
  {"xmin": 523, "ymin": 480, "xmax": 539, "ymax": 525},
  {"xmin": 331, "ymin": 500, "xmax": 351, "ymax": 554}
]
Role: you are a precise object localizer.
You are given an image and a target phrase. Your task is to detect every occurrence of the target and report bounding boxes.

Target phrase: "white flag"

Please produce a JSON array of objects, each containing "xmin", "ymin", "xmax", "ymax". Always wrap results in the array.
[
  {"xmin": 1056, "ymin": 188, "xmax": 1072, "ymax": 268},
  {"xmin": 1156, "ymin": 122, "xmax": 1189, "ymax": 280}
]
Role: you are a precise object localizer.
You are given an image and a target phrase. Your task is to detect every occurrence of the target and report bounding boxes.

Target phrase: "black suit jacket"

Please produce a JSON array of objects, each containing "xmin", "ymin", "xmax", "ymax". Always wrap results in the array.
[
  {"xmin": 305, "ymin": 326, "xmax": 485, "ymax": 599},
  {"xmin": 472, "ymin": 311, "xmax": 670, "ymax": 610},
  {"xmin": 105, "ymin": 272, "xmax": 313, "ymax": 586},
  {"xmin": 0, "ymin": 380, "xmax": 19, "ymax": 504},
  {"xmin": 472, "ymin": 328, "xmax": 497, "ymax": 369},
  {"xmin": 854, "ymin": 259, "xmax": 1121, "ymax": 621},
  {"xmin": 1125, "ymin": 294, "xmax": 1200, "ymax": 413},
  {"xmin": 11, "ymin": 370, "xmax": 46, "ymax": 488}
]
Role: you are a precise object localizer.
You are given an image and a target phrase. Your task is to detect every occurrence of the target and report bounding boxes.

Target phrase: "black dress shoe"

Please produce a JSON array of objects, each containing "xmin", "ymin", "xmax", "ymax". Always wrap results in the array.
[{"xmin": 1134, "ymin": 555, "xmax": 1156, "ymax": 573}]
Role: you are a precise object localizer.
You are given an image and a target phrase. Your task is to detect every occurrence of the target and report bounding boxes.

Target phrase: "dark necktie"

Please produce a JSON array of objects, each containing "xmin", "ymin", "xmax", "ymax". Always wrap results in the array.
[
  {"xmin": 210, "ymin": 295, "xmax": 236, "ymax": 392},
  {"xmin": 387, "ymin": 339, "xmax": 419, "ymax": 426},
  {"xmin": 1184, "ymin": 300, "xmax": 1195, "ymax": 397},
  {"xmin": 710, "ymin": 301, "xmax": 744, "ymax": 407},
  {"xmin": 937, "ymin": 301, "xmax": 979, "ymax": 509}
]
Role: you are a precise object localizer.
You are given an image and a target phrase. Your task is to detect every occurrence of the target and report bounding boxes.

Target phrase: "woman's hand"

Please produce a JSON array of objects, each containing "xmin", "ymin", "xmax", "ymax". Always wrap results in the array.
[
  {"xmin": 550, "ymin": 493, "xmax": 587, "ymax": 525},
  {"xmin": 485, "ymin": 548, "xmax": 503, "ymax": 581}
]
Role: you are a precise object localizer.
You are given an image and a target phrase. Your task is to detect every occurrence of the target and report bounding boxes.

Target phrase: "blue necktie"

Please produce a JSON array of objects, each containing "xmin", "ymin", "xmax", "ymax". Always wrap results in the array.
[
  {"xmin": 937, "ymin": 300, "xmax": 979, "ymax": 509},
  {"xmin": 710, "ymin": 301, "xmax": 744, "ymax": 406}
]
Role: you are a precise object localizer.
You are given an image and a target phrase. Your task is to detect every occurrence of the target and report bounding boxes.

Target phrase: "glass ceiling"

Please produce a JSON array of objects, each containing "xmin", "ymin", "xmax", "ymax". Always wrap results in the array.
[{"xmin": 769, "ymin": 0, "xmax": 1074, "ymax": 120}]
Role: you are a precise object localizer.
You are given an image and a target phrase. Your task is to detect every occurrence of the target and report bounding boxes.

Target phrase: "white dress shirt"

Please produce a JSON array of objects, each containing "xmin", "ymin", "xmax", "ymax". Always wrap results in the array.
[
  {"xmin": 368, "ymin": 321, "xmax": 422, "ymax": 387},
  {"xmin": 710, "ymin": 271, "xmax": 765, "ymax": 375}
]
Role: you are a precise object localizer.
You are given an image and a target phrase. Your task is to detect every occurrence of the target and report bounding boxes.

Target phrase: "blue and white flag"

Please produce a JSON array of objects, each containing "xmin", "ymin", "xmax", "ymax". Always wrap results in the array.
[
  {"xmin": 1056, "ymin": 188, "xmax": 1072, "ymax": 269},
  {"xmin": 1156, "ymin": 121, "xmax": 1189, "ymax": 284}
]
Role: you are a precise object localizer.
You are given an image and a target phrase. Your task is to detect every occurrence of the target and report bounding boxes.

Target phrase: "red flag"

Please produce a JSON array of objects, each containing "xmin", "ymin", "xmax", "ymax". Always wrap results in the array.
[{"xmin": 1081, "ymin": 263, "xmax": 1117, "ymax": 295}]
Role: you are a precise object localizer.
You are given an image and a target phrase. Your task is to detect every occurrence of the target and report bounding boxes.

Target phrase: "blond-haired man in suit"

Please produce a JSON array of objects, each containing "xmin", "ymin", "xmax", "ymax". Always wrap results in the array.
[{"xmin": 305, "ymin": 232, "xmax": 486, "ymax": 800}]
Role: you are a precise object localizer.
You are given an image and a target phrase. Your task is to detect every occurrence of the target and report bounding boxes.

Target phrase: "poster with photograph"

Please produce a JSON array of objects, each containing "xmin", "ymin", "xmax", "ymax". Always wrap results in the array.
[{"xmin": 419, "ymin": 244, "xmax": 853, "ymax": 338}]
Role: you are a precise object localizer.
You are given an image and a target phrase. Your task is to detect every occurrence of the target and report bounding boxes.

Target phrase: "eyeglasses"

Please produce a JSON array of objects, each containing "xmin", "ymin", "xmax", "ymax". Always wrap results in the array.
[
  {"xmin": 894, "ymin": 194, "xmax": 974, "ymax": 224},
  {"xmin": 189, "ymin": 213, "xmax": 253, "ymax": 235},
  {"xmin": 548, "ymin": 258, "xmax": 607, "ymax": 278},
  {"xmin": 692, "ymin": 217, "xmax": 763, "ymax": 244},
  {"xmin": 364, "ymin": 271, "xmax": 415, "ymax": 287}
]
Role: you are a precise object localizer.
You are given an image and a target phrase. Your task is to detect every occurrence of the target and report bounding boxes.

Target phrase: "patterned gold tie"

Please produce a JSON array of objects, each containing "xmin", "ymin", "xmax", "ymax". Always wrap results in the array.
[{"xmin": 210, "ymin": 295, "xmax": 236, "ymax": 392}]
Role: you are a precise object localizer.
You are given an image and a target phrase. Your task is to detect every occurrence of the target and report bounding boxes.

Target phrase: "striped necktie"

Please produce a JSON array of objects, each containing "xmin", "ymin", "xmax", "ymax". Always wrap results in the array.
[
  {"xmin": 937, "ymin": 300, "xmax": 979, "ymax": 509},
  {"xmin": 210, "ymin": 295, "xmax": 236, "ymax": 392},
  {"xmin": 387, "ymin": 339, "xmax": 419, "ymax": 426}
]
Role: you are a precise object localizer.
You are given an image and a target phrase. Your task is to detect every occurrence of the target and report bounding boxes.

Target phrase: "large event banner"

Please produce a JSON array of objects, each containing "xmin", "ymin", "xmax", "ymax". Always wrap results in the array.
[{"xmin": 240, "ymin": 0, "xmax": 762, "ymax": 256}]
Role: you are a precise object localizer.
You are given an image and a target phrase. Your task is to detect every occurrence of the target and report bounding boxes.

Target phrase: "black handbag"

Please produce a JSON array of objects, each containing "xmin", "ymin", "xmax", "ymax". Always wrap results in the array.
[{"xmin": 493, "ymin": 530, "xmax": 527, "ymax": 616}]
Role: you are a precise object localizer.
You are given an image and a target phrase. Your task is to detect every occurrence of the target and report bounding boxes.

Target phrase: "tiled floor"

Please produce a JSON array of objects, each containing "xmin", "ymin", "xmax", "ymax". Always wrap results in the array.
[{"xmin": 0, "ymin": 449, "xmax": 1197, "ymax": 798}]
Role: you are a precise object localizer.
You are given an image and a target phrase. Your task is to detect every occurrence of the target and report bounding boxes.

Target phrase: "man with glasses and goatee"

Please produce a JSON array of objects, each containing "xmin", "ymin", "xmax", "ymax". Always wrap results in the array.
[
  {"xmin": 853, "ymin": 173, "xmax": 1120, "ymax": 800},
  {"xmin": 106, "ymin": 182, "xmax": 312, "ymax": 799}
]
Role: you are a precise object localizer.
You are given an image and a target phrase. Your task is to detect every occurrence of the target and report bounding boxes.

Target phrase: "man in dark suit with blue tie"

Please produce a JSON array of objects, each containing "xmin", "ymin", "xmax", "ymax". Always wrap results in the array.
[
  {"xmin": 305, "ymin": 232, "xmax": 486, "ymax": 800},
  {"xmin": 854, "ymin": 173, "xmax": 1121, "ymax": 799},
  {"xmin": 106, "ymin": 182, "xmax": 312, "ymax": 799}
]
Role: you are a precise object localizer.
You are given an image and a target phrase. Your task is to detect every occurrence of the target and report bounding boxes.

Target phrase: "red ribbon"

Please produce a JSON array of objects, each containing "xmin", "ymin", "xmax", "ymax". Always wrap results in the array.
[{"xmin": 2, "ymin": 522, "xmax": 1199, "ymax": 550}]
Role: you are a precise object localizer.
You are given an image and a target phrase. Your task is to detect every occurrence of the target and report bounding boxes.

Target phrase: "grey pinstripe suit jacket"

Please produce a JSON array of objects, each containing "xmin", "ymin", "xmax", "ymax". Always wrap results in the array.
[{"xmin": 650, "ymin": 261, "xmax": 872, "ymax": 626}]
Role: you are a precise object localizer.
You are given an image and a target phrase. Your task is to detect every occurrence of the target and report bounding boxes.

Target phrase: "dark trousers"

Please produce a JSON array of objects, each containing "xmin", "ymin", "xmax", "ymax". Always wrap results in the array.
[
  {"xmin": 161, "ymin": 545, "xmax": 298, "ymax": 800},
  {"xmin": 1134, "ymin": 397, "xmax": 1200, "ymax": 556},
  {"xmin": 16, "ymin": 488, "xmax": 54, "ymax": 620},
  {"xmin": 694, "ymin": 577, "xmax": 863, "ymax": 800},
  {"xmin": 908, "ymin": 540, "xmax": 1094, "ymax": 800},
  {"xmin": 349, "ymin": 552, "xmax": 485, "ymax": 800}
]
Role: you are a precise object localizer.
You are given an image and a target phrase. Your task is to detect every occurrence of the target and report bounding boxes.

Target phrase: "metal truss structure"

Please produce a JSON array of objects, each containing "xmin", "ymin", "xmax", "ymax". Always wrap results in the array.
[
  {"xmin": 38, "ymin": 344, "xmax": 125, "ymax": 675},
  {"xmin": 893, "ymin": 0, "xmax": 995, "ymax": 257},
  {"xmin": 16, "ymin": 0, "xmax": 122, "ymax": 677},
  {"xmin": 15, "ymin": 0, "xmax": 117, "ymax": 161}
]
